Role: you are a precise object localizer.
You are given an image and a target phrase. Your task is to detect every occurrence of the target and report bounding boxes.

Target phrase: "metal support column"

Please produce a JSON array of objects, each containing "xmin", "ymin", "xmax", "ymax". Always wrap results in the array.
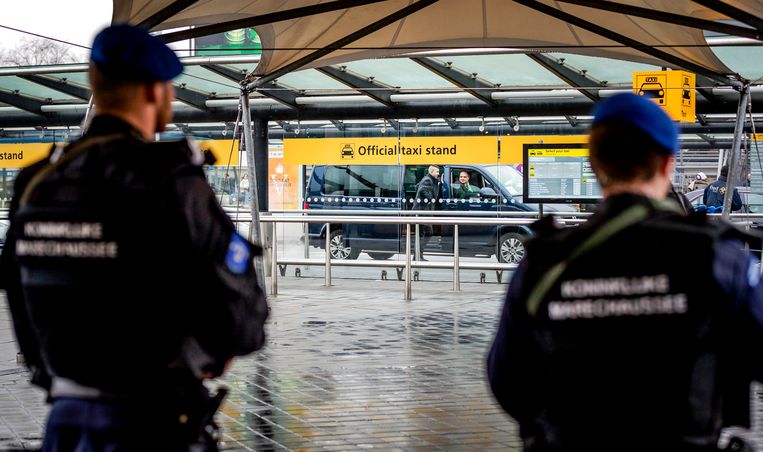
[
  {"xmin": 722, "ymin": 85, "xmax": 751, "ymax": 219},
  {"xmin": 240, "ymin": 90, "xmax": 266, "ymax": 290},
  {"xmin": 271, "ymin": 221, "xmax": 278, "ymax": 295},
  {"xmin": 252, "ymin": 117, "xmax": 269, "ymax": 213}
]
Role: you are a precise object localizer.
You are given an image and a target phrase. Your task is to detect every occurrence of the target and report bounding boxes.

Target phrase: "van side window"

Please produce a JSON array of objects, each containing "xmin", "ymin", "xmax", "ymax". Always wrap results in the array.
[
  {"xmin": 347, "ymin": 165, "xmax": 400, "ymax": 197},
  {"xmin": 403, "ymin": 166, "xmax": 429, "ymax": 209},
  {"xmin": 323, "ymin": 165, "xmax": 347, "ymax": 195},
  {"xmin": 451, "ymin": 169, "xmax": 487, "ymax": 195}
]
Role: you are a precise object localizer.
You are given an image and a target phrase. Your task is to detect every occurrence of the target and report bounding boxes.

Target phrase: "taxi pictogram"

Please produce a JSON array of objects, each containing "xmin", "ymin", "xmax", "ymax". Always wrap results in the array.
[{"xmin": 340, "ymin": 144, "xmax": 354, "ymax": 159}]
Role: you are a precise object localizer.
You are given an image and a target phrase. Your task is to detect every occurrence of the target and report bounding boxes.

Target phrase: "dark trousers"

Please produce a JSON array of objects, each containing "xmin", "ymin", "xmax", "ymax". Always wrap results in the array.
[{"xmin": 42, "ymin": 398, "xmax": 216, "ymax": 452}]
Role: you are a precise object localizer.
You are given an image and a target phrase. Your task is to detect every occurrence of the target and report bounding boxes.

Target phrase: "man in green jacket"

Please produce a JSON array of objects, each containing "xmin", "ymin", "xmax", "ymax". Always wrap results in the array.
[{"xmin": 453, "ymin": 170, "xmax": 480, "ymax": 199}]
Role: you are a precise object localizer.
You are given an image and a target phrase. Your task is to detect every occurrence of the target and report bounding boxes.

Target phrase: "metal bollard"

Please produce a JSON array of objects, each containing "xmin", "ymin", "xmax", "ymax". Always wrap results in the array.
[
  {"xmin": 325, "ymin": 223, "xmax": 332, "ymax": 287},
  {"xmin": 405, "ymin": 223, "xmax": 412, "ymax": 301},
  {"xmin": 414, "ymin": 223, "xmax": 421, "ymax": 262},
  {"xmin": 453, "ymin": 224, "xmax": 460, "ymax": 291}
]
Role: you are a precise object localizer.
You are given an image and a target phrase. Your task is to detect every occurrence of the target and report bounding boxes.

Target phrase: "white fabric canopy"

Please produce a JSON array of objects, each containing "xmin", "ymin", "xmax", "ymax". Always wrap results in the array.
[{"xmin": 112, "ymin": 0, "xmax": 763, "ymax": 79}]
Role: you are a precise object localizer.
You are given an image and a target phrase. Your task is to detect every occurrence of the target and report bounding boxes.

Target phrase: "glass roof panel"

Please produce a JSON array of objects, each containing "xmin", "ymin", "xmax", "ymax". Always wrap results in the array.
[
  {"xmin": 445, "ymin": 54, "xmax": 567, "ymax": 86},
  {"xmin": 0, "ymin": 76, "xmax": 78, "ymax": 101},
  {"xmin": 276, "ymin": 70, "xmax": 349, "ymax": 91},
  {"xmin": 711, "ymin": 46, "xmax": 763, "ymax": 82},
  {"xmin": 50, "ymin": 72, "xmax": 89, "ymax": 86},
  {"xmin": 174, "ymin": 66, "xmax": 240, "ymax": 96},
  {"xmin": 342, "ymin": 59, "xmax": 458, "ymax": 89},
  {"xmin": 549, "ymin": 53, "xmax": 661, "ymax": 85}
]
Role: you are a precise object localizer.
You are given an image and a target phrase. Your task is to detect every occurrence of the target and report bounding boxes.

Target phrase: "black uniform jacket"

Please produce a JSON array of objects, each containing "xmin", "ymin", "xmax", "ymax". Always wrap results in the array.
[
  {"xmin": 487, "ymin": 194, "xmax": 763, "ymax": 452},
  {"xmin": 0, "ymin": 116, "xmax": 268, "ymax": 395}
]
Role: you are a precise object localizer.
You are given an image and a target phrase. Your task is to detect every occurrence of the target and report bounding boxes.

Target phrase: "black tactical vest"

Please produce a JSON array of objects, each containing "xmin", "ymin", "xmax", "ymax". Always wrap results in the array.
[
  {"xmin": 519, "ymin": 195, "xmax": 759, "ymax": 451},
  {"xmin": 12, "ymin": 134, "xmax": 204, "ymax": 394}
]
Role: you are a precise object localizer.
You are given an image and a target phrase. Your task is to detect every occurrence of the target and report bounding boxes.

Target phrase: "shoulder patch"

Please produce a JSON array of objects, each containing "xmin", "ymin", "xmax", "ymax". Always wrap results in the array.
[{"xmin": 225, "ymin": 233, "xmax": 250, "ymax": 274}]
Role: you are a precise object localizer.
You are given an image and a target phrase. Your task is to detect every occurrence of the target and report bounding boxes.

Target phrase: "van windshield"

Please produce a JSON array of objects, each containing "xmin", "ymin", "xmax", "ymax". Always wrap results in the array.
[{"xmin": 482, "ymin": 164, "xmax": 523, "ymax": 197}]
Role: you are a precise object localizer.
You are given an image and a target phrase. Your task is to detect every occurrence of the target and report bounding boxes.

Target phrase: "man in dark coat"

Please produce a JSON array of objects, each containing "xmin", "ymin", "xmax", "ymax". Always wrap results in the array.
[
  {"xmin": 487, "ymin": 93, "xmax": 763, "ymax": 452},
  {"xmin": 413, "ymin": 165, "xmax": 442, "ymax": 210},
  {"xmin": 0, "ymin": 24, "xmax": 268, "ymax": 451}
]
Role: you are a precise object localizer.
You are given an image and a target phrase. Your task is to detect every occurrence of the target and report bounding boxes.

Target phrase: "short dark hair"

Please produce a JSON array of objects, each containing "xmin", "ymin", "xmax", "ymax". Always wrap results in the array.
[
  {"xmin": 88, "ymin": 64, "xmax": 146, "ymax": 110},
  {"xmin": 588, "ymin": 120, "xmax": 671, "ymax": 187},
  {"xmin": 720, "ymin": 165, "xmax": 729, "ymax": 177}
]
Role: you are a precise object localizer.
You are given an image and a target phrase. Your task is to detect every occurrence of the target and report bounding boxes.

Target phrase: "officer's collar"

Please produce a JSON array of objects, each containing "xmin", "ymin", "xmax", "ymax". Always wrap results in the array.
[
  {"xmin": 597, "ymin": 193, "xmax": 681, "ymax": 218},
  {"xmin": 87, "ymin": 115, "xmax": 145, "ymax": 141}
]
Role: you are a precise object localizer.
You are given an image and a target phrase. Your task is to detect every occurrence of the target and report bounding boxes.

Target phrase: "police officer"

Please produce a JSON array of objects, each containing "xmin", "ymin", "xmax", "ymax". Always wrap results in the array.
[
  {"xmin": 487, "ymin": 93, "xmax": 763, "ymax": 452},
  {"xmin": 0, "ymin": 24, "xmax": 268, "ymax": 450},
  {"xmin": 704, "ymin": 165, "xmax": 742, "ymax": 211}
]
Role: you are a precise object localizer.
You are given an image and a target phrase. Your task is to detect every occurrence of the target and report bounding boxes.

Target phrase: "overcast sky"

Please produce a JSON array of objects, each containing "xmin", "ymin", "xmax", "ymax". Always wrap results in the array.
[{"xmin": 0, "ymin": 1, "xmax": 113, "ymax": 60}]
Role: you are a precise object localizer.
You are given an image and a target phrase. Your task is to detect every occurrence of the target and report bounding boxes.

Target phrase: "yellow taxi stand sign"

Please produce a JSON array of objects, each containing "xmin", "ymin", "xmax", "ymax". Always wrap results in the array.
[
  {"xmin": 633, "ymin": 70, "xmax": 696, "ymax": 123},
  {"xmin": 0, "ymin": 139, "xmax": 240, "ymax": 169},
  {"xmin": 284, "ymin": 135, "xmax": 591, "ymax": 166}
]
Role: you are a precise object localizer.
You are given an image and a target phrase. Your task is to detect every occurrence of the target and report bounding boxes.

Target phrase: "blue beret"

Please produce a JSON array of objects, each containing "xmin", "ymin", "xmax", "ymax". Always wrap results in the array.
[
  {"xmin": 90, "ymin": 24, "xmax": 183, "ymax": 82},
  {"xmin": 591, "ymin": 92, "xmax": 679, "ymax": 154}
]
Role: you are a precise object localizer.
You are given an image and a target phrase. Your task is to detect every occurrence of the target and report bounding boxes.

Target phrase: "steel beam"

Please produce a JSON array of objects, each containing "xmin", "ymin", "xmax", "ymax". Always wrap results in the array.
[
  {"xmin": 200, "ymin": 63, "xmax": 246, "ymax": 83},
  {"xmin": 504, "ymin": 117, "xmax": 519, "ymax": 128},
  {"xmin": 316, "ymin": 66, "xmax": 396, "ymax": 107},
  {"xmin": 514, "ymin": 0, "xmax": 739, "ymax": 87},
  {"xmin": 526, "ymin": 54, "xmax": 601, "ymax": 102},
  {"xmin": 556, "ymin": 0, "xmax": 761, "ymax": 40},
  {"xmin": 257, "ymin": 81, "xmax": 300, "ymax": 109},
  {"xmin": 2, "ymin": 95, "xmax": 755, "ymax": 127},
  {"xmin": 276, "ymin": 120, "xmax": 294, "ymax": 132},
  {"xmin": 691, "ymin": 0, "xmax": 763, "ymax": 36},
  {"xmin": 174, "ymin": 85, "xmax": 209, "ymax": 110},
  {"xmin": 249, "ymin": 0, "xmax": 440, "ymax": 89},
  {"xmin": 138, "ymin": 0, "xmax": 201, "ymax": 31},
  {"xmin": 202, "ymin": 64, "xmax": 299, "ymax": 108},
  {"xmin": 696, "ymin": 75, "xmax": 723, "ymax": 105},
  {"xmin": 160, "ymin": 0, "xmax": 389, "ymax": 43},
  {"xmin": 18, "ymin": 75, "xmax": 90, "ymax": 100},
  {"xmin": 0, "ymin": 90, "xmax": 46, "ymax": 115},
  {"xmin": 411, "ymin": 57, "xmax": 496, "ymax": 106},
  {"xmin": 201, "ymin": 64, "xmax": 301, "ymax": 107},
  {"xmin": 697, "ymin": 133, "xmax": 717, "ymax": 146},
  {"xmin": 330, "ymin": 120, "xmax": 345, "ymax": 131}
]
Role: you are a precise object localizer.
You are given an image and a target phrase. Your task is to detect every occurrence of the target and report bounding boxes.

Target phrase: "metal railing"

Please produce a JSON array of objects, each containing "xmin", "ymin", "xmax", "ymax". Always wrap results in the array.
[
  {"xmin": 257, "ymin": 213, "xmax": 586, "ymax": 301},
  {"xmin": 246, "ymin": 210, "xmax": 763, "ymax": 300}
]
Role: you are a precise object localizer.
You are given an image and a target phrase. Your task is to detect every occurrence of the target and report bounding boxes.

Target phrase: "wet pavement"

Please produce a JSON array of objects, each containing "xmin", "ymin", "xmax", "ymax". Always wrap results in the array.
[{"xmin": 0, "ymin": 276, "xmax": 520, "ymax": 450}]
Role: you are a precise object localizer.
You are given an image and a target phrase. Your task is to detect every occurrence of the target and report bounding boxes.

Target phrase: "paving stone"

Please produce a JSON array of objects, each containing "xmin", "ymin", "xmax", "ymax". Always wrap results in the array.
[{"xmin": 0, "ymin": 278, "xmax": 522, "ymax": 450}]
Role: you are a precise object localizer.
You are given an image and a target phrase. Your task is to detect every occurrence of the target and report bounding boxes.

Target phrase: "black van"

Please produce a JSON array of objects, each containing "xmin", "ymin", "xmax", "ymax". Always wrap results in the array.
[{"xmin": 305, "ymin": 163, "xmax": 549, "ymax": 264}]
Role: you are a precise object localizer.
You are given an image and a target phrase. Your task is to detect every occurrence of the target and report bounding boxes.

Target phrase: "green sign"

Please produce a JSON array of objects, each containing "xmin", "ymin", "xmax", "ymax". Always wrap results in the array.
[{"xmin": 195, "ymin": 28, "xmax": 261, "ymax": 56}]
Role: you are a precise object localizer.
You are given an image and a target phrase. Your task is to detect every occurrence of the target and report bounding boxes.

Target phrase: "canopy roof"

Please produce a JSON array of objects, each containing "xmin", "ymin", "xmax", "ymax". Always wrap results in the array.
[
  {"xmin": 1, "ymin": 1, "xmax": 762, "ymax": 145},
  {"xmin": 113, "ymin": 0, "xmax": 763, "ymax": 84}
]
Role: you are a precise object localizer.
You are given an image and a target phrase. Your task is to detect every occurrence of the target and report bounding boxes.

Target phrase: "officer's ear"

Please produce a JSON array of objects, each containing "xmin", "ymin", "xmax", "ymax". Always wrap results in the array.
[
  {"xmin": 145, "ymin": 81, "xmax": 162, "ymax": 104},
  {"xmin": 660, "ymin": 155, "xmax": 674, "ymax": 179}
]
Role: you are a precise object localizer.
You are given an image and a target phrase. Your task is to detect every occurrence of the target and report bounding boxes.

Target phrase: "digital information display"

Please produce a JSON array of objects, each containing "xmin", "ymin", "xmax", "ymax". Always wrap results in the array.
[{"xmin": 523, "ymin": 143, "xmax": 602, "ymax": 203}]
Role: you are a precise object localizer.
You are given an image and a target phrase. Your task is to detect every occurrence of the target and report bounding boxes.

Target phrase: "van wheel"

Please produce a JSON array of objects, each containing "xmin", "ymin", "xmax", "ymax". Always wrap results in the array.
[
  {"xmin": 329, "ymin": 229, "xmax": 360, "ymax": 260},
  {"xmin": 367, "ymin": 252, "xmax": 394, "ymax": 260},
  {"xmin": 497, "ymin": 233, "xmax": 525, "ymax": 264}
]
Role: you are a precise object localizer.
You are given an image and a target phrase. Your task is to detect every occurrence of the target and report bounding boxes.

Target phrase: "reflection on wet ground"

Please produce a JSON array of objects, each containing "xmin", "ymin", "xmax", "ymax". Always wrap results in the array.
[
  {"xmin": 218, "ymin": 278, "xmax": 519, "ymax": 450},
  {"xmin": 0, "ymin": 278, "xmax": 520, "ymax": 450}
]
